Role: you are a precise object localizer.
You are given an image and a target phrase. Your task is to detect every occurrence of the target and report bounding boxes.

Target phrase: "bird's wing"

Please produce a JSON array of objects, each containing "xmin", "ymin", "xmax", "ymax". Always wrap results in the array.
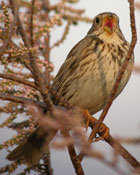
[{"xmin": 52, "ymin": 35, "xmax": 99, "ymax": 92}]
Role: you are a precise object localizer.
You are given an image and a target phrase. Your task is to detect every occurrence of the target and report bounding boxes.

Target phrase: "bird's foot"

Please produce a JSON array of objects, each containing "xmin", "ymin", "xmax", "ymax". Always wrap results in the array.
[
  {"xmin": 81, "ymin": 109, "xmax": 109, "ymax": 142},
  {"xmin": 93, "ymin": 123, "xmax": 109, "ymax": 142}
]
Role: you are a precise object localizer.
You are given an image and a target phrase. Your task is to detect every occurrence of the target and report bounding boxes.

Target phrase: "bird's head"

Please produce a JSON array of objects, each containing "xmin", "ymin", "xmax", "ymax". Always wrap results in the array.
[
  {"xmin": 102, "ymin": 14, "xmax": 117, "ymax": 34},
  {"xmin": 88, "ymin": 12, "xmax": 124, "ymax": 43}
]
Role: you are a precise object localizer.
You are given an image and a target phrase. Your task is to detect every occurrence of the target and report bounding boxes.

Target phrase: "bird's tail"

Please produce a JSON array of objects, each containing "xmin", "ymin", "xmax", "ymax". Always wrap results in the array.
[{"xmin": 6, "ymin": 127, "xmax": 57, "ymax": 165}]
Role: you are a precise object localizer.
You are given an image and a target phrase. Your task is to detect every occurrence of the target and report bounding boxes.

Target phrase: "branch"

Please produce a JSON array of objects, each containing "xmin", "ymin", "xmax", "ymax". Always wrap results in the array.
[
  {"xmin": 61, "ymin": 13, "xmax": 92, "ymax": 23},
  {"xmin": 50, "ymin": 3, "xmax": 85, "ymax": 15},
  {"xmin": 42, "ymin": 153, "xmax": 53, "ymax": 175},
  {"xmin": 0, "ymin": 93, "xmax": 46, "ymax": 108},
  {"xmin": 87, "ymin": 117, "xmax": 140, "ymax": 170},
  {"xmin": 51, "ymin": 20, "xmax": 71, "ymax": 49},
  {"xmin": 0, "ymin": 72, "xmax": 73, "ymax": 110},
  {"xmin": 105, "ymin": 135, "xmax": 140, "ymax": 169},
  {"xmin": 1, "ymin": 92, "xmax": 140, "ymax": 171},
  {"xmin": 0, "ymin": 73, "xmax": 35, "ymax": 88},
  {"xmin": 42, "ymin": 0, "xmax": 51, "ymax": 82},
  {"xmin": 134, "ymin": 65, "xmax": 140, "ymax": 73},
  {"xmin": 62, "ymin": 131, "xmax": 85, "ymax": 175},
  {"xmin": 9, "ymin": 0, "xmax": 54, "ymax": 110},
  {"xmin": 29, "ymin": 0, "xmax": 36, "ymax": 46}
]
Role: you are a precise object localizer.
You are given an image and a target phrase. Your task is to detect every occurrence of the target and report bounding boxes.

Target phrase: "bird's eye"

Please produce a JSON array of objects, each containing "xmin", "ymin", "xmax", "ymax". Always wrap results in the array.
[{"xmin": 95, "ymin": 17, "xmax": 100, "ymax": 24}]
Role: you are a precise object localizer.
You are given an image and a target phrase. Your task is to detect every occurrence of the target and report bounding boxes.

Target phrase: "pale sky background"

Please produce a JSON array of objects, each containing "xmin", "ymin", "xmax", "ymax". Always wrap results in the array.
[{"xmin": 1, "ymin": 0, "xmax": 140, "ymax": 175}]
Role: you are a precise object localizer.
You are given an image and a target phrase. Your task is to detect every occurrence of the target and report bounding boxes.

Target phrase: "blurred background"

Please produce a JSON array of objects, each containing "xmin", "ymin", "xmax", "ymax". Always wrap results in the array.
[{"xmin": 0, "ymin": 0, "xmax": 140, "ymax": 174}]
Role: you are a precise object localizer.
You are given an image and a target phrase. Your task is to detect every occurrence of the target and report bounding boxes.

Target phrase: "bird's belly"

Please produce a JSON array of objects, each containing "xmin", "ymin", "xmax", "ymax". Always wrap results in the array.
[
  {"xmin": 67, "ymin": 65, "xmax": 132, "ymax": 115},
  {"xmin": 68, "ymin": 77, "xmax": 110, "ymax": 114}
]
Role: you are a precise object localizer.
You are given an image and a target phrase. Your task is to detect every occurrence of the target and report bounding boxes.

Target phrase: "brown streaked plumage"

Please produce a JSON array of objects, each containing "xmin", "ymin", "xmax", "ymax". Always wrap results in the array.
[{"xmin": 6, "ymin": 12, "xmax": 134, "ymax": 165}]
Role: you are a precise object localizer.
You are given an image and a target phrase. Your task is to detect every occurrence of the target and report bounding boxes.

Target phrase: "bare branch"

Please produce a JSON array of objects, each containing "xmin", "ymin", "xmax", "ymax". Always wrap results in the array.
[
  {"xmin": 9, "ymin": 0, "xmax": 54, "ymax": 110},
  {"xmin": 0, "ymin": 93, "xmax": 46, "ymax": 108},
  {"xmin": 29, "ymin": 0, "xmax": 36, "ymax": 46},
  {"xmin": 0, "ymin": 73, "xmax": 35, "ymax": 88},
  {"xmin": 62, "ymin": 131, "xmax": 85, "ymax": 175}
]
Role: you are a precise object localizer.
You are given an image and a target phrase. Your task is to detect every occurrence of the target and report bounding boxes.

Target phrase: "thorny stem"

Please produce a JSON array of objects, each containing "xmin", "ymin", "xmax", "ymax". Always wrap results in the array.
[{"xmin": 87, "ymin": 0, "xmax": 137, "ymax": 146}]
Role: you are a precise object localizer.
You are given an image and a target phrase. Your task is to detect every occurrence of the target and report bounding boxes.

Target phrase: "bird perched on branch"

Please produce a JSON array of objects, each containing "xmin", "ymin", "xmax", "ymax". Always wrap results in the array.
[{"xmin": 7, "ymin": 12, "xmax": 134, "ymax": 165}]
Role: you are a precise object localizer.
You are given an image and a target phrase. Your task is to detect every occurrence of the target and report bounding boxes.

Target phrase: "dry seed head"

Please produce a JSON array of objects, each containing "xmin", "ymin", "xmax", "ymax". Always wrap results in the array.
[{"xmin": 1, "ymin": 1, "xmax": 10, "ymax": 35}]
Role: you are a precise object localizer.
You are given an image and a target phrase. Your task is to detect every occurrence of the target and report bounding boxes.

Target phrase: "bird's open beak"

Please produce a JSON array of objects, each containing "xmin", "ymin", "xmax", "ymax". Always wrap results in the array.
[{"xmin": 103, "ymin": 16, "xmax": 116, "ymax": 34}]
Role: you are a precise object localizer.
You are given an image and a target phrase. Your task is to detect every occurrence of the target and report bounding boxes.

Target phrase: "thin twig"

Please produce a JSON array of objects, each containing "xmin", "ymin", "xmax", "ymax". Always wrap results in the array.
[
  {"xmin": 9, "ymin": 0, "xmax": 54, "ymax": 111},
  {"xmin": 87, "ymin": 116, "xmax": 140, "ymax": 170},
  {"xmin": 42, "ymin": 153, "xmax": 53, "ymax": 175},
  {"xmin": 0, "ymin": 73, "xmax": 35, "ymax": 88},
  {"xmin": 50, "ymin": 3, "xmax": 85, "ymax": 15},
  {"xmin": 1, "ymin": 92, "xmax": 140, "ymax": 171},
  {"xmin": 0, "ymin": 93, "xmax": 46, "ymax": 108},
  {"xmin": 43, "ymin": 0, "xmax": 51, "ymax": 82},
  {"xmin": 51, "ymin": 20, "xmax": 71, "ymax": 49},
  {"xmin": 134, "ymin": 65, "xmax": 140, "ymax": 73},
  {"xmin": 0, "ymin": 72, "xmax": 73, "ymax": 110},
  {"xmin": 62, "ymin": 131, "xmax": 85, "ymax": 175},
  {"xmin": 62, "ymin": 13, "xmax": 92, "ymax": 23},
  {"xmin": 30, "ymin": 0, "xmax": 36, "ymax": 46},
  {"xmin": 105, "ymin": 135, "xmax": 140, "ymax": 169}
]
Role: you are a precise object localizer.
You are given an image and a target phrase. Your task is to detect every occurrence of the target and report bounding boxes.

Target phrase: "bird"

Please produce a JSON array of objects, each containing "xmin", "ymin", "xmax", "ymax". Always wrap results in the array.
[{"xmin": 6, "ymin": 12, "xmax": 134, "ymax": 165}]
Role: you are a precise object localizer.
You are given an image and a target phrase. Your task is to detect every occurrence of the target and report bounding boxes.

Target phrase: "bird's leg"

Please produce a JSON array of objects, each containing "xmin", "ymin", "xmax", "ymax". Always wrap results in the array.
[
  {"xmin": 82, "ymin": 109, "xmax": 95, "ymax": 132},
  {"xmin": 82, "ymin": 109, "xmax": 109, "ymax": 142}
]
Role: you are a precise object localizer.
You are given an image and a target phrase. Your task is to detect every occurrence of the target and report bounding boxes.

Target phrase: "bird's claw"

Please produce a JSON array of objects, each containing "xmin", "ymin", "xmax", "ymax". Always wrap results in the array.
[
  {"xmin": 93, "ymin": 123, "xmax": 109, "ymax": 142},
  {"xmin": 81, "ymin": 109, "xmax": 109, "ymax": 142}
]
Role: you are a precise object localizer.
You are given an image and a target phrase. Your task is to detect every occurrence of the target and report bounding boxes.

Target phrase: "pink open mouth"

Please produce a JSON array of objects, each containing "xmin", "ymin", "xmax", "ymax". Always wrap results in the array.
[{"xmin": 104, "ymin": 19, "xmax": 115, "ymax": 31}]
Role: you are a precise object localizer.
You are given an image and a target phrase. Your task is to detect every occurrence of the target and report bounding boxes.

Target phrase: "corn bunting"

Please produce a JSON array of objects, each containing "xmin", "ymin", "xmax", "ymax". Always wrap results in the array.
[{"xmin": 7, "ymin": 12, "xmax": 134, "ymax": 165}]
